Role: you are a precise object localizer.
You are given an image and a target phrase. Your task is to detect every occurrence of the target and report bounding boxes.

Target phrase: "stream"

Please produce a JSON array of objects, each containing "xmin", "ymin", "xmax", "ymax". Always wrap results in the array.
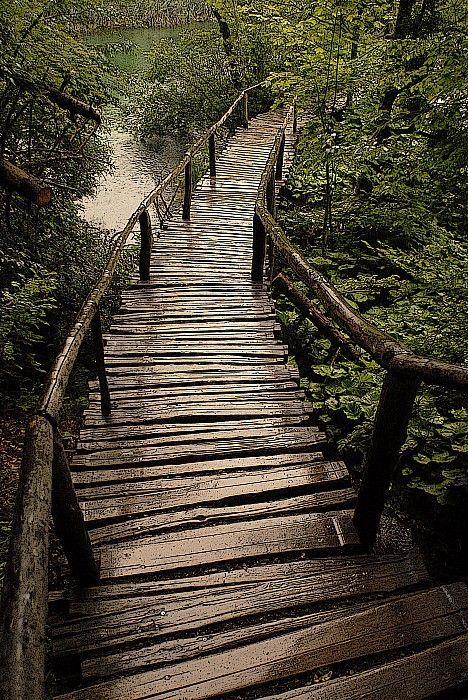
[{"xmin": 81, "ymin": 27, "xmax": 186, "ymax": 231}]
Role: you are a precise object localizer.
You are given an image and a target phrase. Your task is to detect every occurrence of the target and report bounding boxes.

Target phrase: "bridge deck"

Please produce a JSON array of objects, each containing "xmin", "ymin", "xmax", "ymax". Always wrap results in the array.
[{"xmin": 49, "ymin": 111, "xmax": 468, "ymax": 699}]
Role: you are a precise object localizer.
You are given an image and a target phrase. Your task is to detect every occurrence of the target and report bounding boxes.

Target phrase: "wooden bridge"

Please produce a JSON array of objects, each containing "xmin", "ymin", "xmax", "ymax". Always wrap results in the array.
[{"xmin": 1, "ymin": 88, "xmax": 468, "ymax": 700}]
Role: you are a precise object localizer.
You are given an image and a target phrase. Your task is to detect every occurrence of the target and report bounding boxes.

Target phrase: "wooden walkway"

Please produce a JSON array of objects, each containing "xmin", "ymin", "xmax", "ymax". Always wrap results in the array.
[{"xmin": 49, "ymin": 111, "xmax": 468, "ymax": 699}]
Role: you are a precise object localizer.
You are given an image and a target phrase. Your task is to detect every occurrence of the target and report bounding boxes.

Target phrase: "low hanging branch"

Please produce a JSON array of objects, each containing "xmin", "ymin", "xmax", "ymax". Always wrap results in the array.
[
  {"xmin": 0, "ymin": 68, "xmax": 101, "ymax": 124},
  {"xmin": 273, "ymin": 272, "xmax": 361, "ymax": 362},
  {"xmin": 0, "ymin": 158, "xmax": 52, "ymax": 206}
]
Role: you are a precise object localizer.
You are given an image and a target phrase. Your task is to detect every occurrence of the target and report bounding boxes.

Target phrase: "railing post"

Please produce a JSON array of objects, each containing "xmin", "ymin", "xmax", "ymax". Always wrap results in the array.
[
  {"xmin": 0, "ymin": 415, "xmax": 53, "ymax": 700},
  {"xmin": 293, "ymin": 98, "xmax": 298, "ymax": 134},
  {"xmin": 353, "ymin": 370, "xmax": 421, "ymax": 548},
  {"xmin": 91, "ymin": 307, "xmax": 111, "ymax": 417},
  {"xmin": 209, "ymin": 132, "xmax": 216, "ymax": 179},
  {"xmin": 252, "ymin": 212, "xmax": 267, "ymax": 282},
  {"xmin": 182, "ymin": 155, "xmax": 192, "ymax": 220},
  {"xmin": 242, "ymin": 92, "xmax": 249, "ymax": 128},
  {"xmin": 276, "ymin": 133, "xmax": 286, "ymax": 181},
  {"xmin": 138, "ymin": 209, "xmax": 153, "ymax": 282},
  {"xmin": 267, "ymin": 171, "xmax": 276, "ymax": 218},
  {"xmin": 51, "ymin": 433, "xmax": 100, "ymax": 586}
]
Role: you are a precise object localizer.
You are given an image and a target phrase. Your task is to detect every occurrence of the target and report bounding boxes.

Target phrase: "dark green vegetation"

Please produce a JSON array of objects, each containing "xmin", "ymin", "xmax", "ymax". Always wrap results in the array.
[
  {"xmin": 0, "ymin": 1, "xmax": 133, "ymax": 408},
  {"xmin": 209, "ymin": 0, "xmax": 467, "ymax": 568}
]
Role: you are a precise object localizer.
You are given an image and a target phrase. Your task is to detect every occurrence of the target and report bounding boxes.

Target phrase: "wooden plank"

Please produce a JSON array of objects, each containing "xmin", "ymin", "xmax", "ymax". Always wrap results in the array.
[
  {"xmin": 51, "ymin": 552, "xmax": 428, "ymax": 654},
  {"xmin": 258, "ymin": 634, "xmax": 468, "ymax": 699},
  {"xmin": 54, "ymin": 585, "xmax": 468, "ymax": 699},
  {"xmin": 86, "ymin": 388, "xmax": 305, "ymax": 408},
  {"xmin": 72, "ymin": 429, "xmax": 327, "ymax": 468},
  {"xmin": 77, "ymin": 416, "xmax": 310, "ymax": 445},
  {"xmin": 51, "ymin": 552, "xmax": 428, "ymax": 602},
  {"xmin": 76, "ymin": 418, "xmax": 312, "ymax": 462},
  {"xmin": 97, "ymin": 511, "xmax": 357, "ymax": 578},
  {"xmin": 81, "ymin": 599, "xmax": 375, "ymax": 680},
  {"xmin": 78, "ymin": 467, "xmax": 353, "ymax": 522},
  {"xmin": 87, "ymin": 488, "xmax": 355, "ymax": 544},
  {"xmin": 71, "ymin": 452, "xmax": 332, "ymax": 485}
]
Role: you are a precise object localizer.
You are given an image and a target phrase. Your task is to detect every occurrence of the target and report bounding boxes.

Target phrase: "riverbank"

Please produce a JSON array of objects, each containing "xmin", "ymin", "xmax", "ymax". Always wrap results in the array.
[{"xmin": 70, "ymin": 0, "xmax": 211, "ymax": 33}]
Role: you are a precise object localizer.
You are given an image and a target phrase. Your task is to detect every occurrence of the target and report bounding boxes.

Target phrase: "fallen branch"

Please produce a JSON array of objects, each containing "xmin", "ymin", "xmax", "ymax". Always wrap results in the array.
[{"xmin": 0, "ymin": 158, "xmax": 53, "ymax": 206}]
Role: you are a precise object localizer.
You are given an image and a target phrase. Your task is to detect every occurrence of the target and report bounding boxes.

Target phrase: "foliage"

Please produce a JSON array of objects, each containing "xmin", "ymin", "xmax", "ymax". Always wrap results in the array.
[
  {"xmin": 0, "ymin": 0, "xmax": 133, "ymax": 402},
  {"xmin": 139, "ymin": 26, "xmax": 237, "ymax": 139}
]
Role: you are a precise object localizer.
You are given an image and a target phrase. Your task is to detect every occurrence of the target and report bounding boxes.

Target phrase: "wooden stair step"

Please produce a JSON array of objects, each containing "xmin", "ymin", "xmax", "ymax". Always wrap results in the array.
[
  {"xmin": 96, "ymin": 510, "xmax": 358, "ymax": 578},
  {"xmin": 53, "ymin": 584, "xmax": 468, "ymax": 699},
  {"xmin": 259, "ymin": 634, "xmax": 468, "ymax": 699}
]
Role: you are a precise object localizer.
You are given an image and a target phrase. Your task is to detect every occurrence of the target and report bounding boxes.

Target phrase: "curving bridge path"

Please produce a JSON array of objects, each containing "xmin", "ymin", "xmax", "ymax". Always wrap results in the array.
[{"xmin": 49, "ymin": 110, "xmax": 468, "ymax": 699}]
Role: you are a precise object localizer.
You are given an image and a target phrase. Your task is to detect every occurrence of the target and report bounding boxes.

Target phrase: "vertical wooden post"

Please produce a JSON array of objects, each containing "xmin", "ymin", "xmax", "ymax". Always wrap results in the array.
[
  {"xmin": 353, "ymin": 371, "xmax": 421, "ymax": 548},
  {"xmin": 51, "ymin": 433, "xmax": 100, "ymax": 586},
  {"xmin": 183, "ymin": 156, "xmax": 192, "ymax": 221},
  {"xmin": 242, "ymin": 92, "xmax": 249, "ymax": 128},
  {"xmin": 267, "ymin": 171, "xmax": 276, "ymax": 218},
  {"xmin": 293, "ymin": 98, "xmax": 298, "ymax": 134},
  {"xmin": 0, "ymin": 415, "xmax": 53, "ymax": 700},
  {"xmin": 91, "ymin": 308, "xmax": 111, "ymax": 417},
  {"xmin": 252, "ymin": 212, "xmax": 267, "ymax": 282},
  {"xmin": 276, "ymin": 133, "xmax": 286, "ymax": 181},
  {"xmin": 139, "ymin": 209, "xmax": 153, "ymax": 282},
  {"xmin": 209, "ymin": 132, "xmax": 216, "ymax": 179}
]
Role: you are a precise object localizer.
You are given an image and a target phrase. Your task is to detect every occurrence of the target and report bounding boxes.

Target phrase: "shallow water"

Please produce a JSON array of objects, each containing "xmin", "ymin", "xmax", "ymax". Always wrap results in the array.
[{"xmin": 80, "ymin": 27, "xmax": 186, "ymax": 231}]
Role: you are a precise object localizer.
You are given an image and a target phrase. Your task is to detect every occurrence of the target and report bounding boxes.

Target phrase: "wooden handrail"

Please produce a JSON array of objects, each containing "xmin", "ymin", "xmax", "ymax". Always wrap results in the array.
[
  {"xmin": 0, "ymin": 80, "xmax": 270, "ymax": 700},
  {"xmin": 253, "ymin": 123, "xmax": 467, "ymax": 549}
]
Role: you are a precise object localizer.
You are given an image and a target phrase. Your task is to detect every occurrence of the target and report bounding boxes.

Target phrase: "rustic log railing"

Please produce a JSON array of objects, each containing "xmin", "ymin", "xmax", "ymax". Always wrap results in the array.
[
  {"xmin": 253, "ymin": 125, "xmax": 468, "ymax": 549},
  {"xmin": 0, "ymin": 80, "xmax": 269, "ymax": 700}
]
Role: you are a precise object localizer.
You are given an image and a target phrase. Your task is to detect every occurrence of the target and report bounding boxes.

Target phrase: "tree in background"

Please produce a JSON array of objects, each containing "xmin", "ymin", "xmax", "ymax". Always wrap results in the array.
[{"xmin": 0, "ymin": 0, "xmax": 123, "ymax": 403}]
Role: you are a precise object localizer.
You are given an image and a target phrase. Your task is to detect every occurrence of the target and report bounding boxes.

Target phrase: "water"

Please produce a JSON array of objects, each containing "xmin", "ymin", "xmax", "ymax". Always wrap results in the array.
[{"xmin": 81, "ymin": 27, "xmax": 186, "ymax": 231}]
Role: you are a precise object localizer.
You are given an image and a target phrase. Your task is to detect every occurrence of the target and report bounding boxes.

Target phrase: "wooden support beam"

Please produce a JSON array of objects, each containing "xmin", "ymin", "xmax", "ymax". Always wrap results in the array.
[
  {"xmin": 138, "ymin": 209, "xmax": 153, "ymax": 282},
  {"xmin": 353, "ymin": 371, "xmax": 421, "ymax": 548},
  {"xmin": 0, "ymin": 158, "xmax": 52, "ymax": 206},
  {"xmin": 51, "ymin": 434, "xmax": 100, "ymax": 586},
  {"xmin": 242, "ymin": 92, "xmax": 249, "ymax": 128},
  {"xmin": 273, "ymin": 273, "xmax": 360, "ymax": 362},
  {"xmin": 276, "ymin": 133, "xmax": 286, "ymax": 181},
  {"xmin": 91, "ymin": 309, "xmax": 111, "ymax": 417},
  {"xmin": 267, "ymin": 171, "xmax": 276, "ymax": 217},
  {"xmin": 293, "ymin": 98, "xmax": 298, "ymax": 134},
  {"xmin": 0, "ymin": 415, "xmax": 53, "ymax": 700},
  {"xmin": 182, "ymin": 157, "xmax": 192, "ymax": 221},
  {"xmin": 252, "ymin": 213, "xmax": 267, "ymax": 283},
  {"xmin": 209, "ymin": 133, "xmax": 216, "ymax": 179}
]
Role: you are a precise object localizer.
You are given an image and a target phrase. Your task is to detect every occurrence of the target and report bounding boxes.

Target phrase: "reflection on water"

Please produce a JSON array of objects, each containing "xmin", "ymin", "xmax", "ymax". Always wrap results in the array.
[
  {"xmin": 81, "ymin": 124, "xmax": 183, "ymax": 231},
  {"xmin": 80, "ymin": 27, "xmax": 187, "ymax": 231}
]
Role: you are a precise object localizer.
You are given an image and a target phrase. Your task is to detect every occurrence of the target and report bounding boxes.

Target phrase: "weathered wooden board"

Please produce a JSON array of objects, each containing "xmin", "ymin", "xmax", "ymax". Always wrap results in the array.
[
  {"xmin": 54, "ymin": 585, "xmax": 468, "ymax": 699},
  {"xmin": 81, "ymin": 599, "xmax": 376, "ymax": 680},
  {"xmin": 73, "ymin": 429, "xmax": 327, "ymax": 469},
  {"xmin": 87, "ymin": 488, "xmax": 356, "ymax": 544},
  {"xmin": 97, "ymin": 511, "xmax": 357, "ymax": 578},
  {"xmin": 259, "ymin": 634, "xmax": 468, "ymax": 699},
  {"xmin": 51, "ymin": 552, "xmax": 428, "ymax": 604},
  {"xmin": 78, "ymin": 465, "xmax": 352, "ymax": 521},
  {"xmin": 52, "ymin": 553, "xmax": 428, "ymax": 655},
  {"xmin": 71, "ymin": 452, "xmax": 332, "ymax": 485},
  {"xmin": 77, "ymin": 415, "xmax": 310, "ymax": 445}
]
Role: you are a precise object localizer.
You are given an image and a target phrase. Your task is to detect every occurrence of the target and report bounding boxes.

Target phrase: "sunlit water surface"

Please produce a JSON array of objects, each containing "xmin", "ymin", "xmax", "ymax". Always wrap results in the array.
[{"xmin": 80, "ymin": 27, "xmax": 187, "ymax": 231}]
